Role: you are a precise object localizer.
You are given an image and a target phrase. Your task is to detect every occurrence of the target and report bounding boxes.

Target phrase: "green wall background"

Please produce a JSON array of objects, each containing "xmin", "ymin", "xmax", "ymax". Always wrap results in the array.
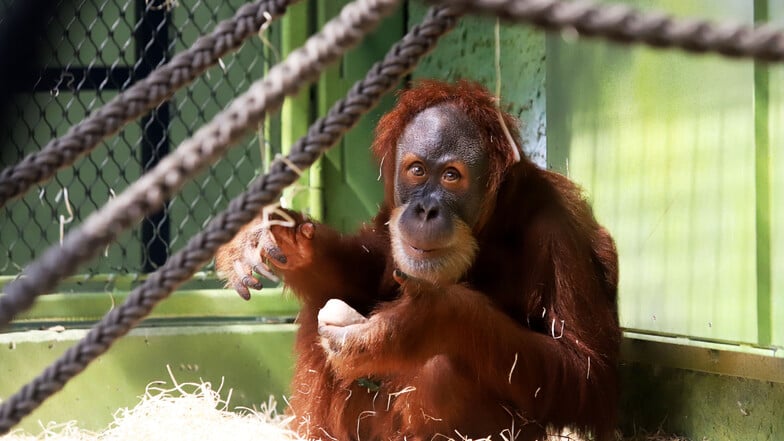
[
  {"xmin": 547, "ymin": 0, "xmax": 783, "ymax": 349},
  {"xmin": 409, "ymin": 3, "xmax": 546, "ymax": 167}
]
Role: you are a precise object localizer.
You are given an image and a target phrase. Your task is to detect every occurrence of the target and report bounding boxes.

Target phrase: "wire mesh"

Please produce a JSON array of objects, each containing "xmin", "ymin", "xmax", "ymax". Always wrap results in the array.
[{"xmin": 0, "ymin": 0, "xmax": 281, "ymax": 279}]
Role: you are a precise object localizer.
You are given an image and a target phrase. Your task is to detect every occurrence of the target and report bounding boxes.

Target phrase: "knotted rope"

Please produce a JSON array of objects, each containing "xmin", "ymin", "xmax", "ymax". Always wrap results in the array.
[
  {"xmin": 0, "ymin": 0, "xmax": 399, "ymax": 331},
  {"xmin": 435, "ymin": 0, "xmax": 784, "ymax": 61},
  {"xmin": 0, "ymin": 0, "xmax": 299, "ymax": 209},
  {"xmin": 0, "ymin": 4, "xmax": 462, "ymax": 434}
]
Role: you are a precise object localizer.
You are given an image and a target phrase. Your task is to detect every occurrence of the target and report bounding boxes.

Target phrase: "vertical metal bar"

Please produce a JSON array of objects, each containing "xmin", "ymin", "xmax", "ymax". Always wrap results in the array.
[
  {"xmin": 316, "ymin": 0, "xmax": 403, "ymax": 231},
  {"xmin": 544, "ymin": 34, "xmax": 568, "ymax": 175},
  {"xmin": 264, "ymin": 23, "xmax": 283, "ymax": 175},
  {"xmin": 280, "ymin": 2, "xmax": 316, "ymax": 216},
  {"xmin": 754, "ymin": 0, "xmax": 772, "ymax": 346},
  {"xmin": 135, "ymin": 0, "xmax": 171, "ymax": 271},
  {"xmin": 306, "ymin": 0, "xmax": 324, "ymax": 221}
]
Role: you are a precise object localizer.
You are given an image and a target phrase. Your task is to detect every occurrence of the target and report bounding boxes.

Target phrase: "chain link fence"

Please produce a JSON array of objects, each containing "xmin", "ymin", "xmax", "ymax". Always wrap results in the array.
[{"xmin": 0, "ymin": 0, "xmax": 282, "ymax": 280}]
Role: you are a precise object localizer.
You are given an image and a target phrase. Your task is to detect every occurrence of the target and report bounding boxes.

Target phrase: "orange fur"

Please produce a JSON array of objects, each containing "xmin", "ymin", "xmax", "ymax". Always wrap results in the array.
[{"xmin": 214, "ymin": 80, "xmax": 620, "ymax": 440}]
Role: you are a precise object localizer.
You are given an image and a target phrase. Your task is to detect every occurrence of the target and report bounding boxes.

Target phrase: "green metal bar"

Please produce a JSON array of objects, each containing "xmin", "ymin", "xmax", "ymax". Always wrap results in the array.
[
  {"xmin": 622, "ymin": 332, "xmax": 784, "ymax": 381},
  {"xmin": 306, "ymin": 0, "xmax": 325, "ymax": 221},
  {"xmin": 316, "ymin": 0, "xmax": 401, "ymax": 231},
  {"xmin": 754, "ymin": 0, "xmax": 773, "ymax": 347},
  {"xmin": 0, "ymin": 273, "xmax": 142, "ymax": 287},
  {"xmin": 4, "ymin": 288, "xmax": 299, "ymax": 325},
  {"xmin": 0, "ymin": 272, "xmax": 223, "ymax": 291},
  {"xmin": 544, "ymin": 34, "xmax": 569, "ymax": 175},
  {"xmin": 280, "ymin": 2, "xmax": 321, "ymax": 218},
  {"xmin": 622, "ymin": 328, "xmax": 782, "ymax": 359},
  {"xmin": 316, "ymin": 0, "xmax": 344, "ymax": 228}
]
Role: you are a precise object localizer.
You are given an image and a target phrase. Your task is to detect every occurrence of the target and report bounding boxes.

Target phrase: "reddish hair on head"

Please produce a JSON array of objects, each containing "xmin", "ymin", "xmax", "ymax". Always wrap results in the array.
[{"xmin": 372, "ymin": 79, "xmax": 522, "ymax": 202}]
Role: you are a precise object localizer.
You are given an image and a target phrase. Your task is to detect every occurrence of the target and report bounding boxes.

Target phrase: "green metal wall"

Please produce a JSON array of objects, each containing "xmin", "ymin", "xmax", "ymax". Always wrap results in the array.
[
  {"xmin": 317, "ymin": 1, "xmax": 404, "ymax": 231},
  {"xmin": 318, "ymin": 2, "xmax": 548, "ymax": 229},
  {"xmin": 0, "ymin": 322, "xmax": 297, "ymax": 433},
  {"xmin": 770, "ymin": 1, "xmax": 784, "ymax": 351},
  {"xmin": 408, "ymin": 2, "xmax": 547, "ymax": 166},
  {"xmin": 547, "ymin": 0, "xmax": 782, "ymax": 350}
]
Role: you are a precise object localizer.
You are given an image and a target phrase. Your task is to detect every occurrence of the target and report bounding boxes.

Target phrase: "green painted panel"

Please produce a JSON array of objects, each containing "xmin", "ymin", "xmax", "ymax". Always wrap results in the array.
[
  {"xmin": 547, "ymin": 1, "xmax": 758, "ymax": 344},
  {"xmin": 318, "ymin": 0, "xmax": 404, "ymax": 232},
  {"xmin": 4, "ymin": 288, "xmax": 299, "ymax": 326},
  {"xmin": 620, "ymin": 336, "xmax": 784, "ymax": 440},
  {"xmin": 279, "ymin": 2, "xmax": 321, "ymax": 218},
  {"xmin": 408, "ymin": 3, "xmax": 546, "ymax": 166},
  {"xmin": 0, "ymin": 324, "xmax": 297, "ymax": 434},
  {"xmin": 620, "ymin": 363, "xmax": 784, "ymax": 440},
  {"xmin": 769, "ymin": 1, "xmax": 784, "ymax": 348}
]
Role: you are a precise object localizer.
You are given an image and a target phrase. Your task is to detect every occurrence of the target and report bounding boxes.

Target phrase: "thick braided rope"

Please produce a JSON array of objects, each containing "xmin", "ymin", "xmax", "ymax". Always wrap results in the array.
[
  {"xmin": 0, "ymin": 5, "xmax": 462, "ymax": 433},
  {"xmin": 0, "ymin": 0, "xmax": 400, "ymax": 329},
  {"xmin": 0, "ymin": 0, "xmax": 299, "ymax": 209},
  {"xmin": 435, "ymin": 0, "xmax": 784, "ymax": 61}
]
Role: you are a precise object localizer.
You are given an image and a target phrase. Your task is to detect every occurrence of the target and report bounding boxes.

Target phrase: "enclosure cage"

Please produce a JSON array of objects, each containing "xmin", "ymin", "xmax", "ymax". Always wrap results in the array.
[
  {"xmin": 1, "ymin": 0, "xmax": 286, "ymax": 281},
  {"xmin": 0, "ymin": 0, "xmax": 317, "ymax": 433},
  {"xmin": 1, "ymin": 0, "xmax": 783, "ymax": 439}
]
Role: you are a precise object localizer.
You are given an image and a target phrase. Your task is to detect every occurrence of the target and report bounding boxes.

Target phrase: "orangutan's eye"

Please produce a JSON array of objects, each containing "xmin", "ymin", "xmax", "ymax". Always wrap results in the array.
[
  {"xmin": 442, "ymin": 168, "xmax": 461, "ymax": 183},
  {"xmin": 409, "ymin": 163, "xmax": 426, "ymax": 177}
]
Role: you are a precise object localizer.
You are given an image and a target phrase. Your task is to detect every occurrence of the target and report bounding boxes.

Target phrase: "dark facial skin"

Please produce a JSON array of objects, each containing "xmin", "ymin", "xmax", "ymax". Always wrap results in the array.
[
  {"xmin": 389, "ymin": 103, "xmax": 490, "ymax": 284},
  {"xmin": 395, "ymin": 104, "xmax": 488, "ymax": 241}
]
